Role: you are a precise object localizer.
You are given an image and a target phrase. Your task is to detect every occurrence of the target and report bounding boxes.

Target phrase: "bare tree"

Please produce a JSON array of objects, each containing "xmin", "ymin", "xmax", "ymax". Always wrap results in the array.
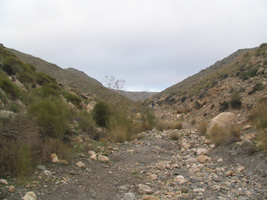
[{"xmin": 103, "ymin": 76, "xmax": 125, "ymax": 91}]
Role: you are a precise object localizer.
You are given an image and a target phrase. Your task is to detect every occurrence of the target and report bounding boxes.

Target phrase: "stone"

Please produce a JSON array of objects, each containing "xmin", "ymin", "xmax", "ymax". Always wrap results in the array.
[
  {"xmin": 0, "ymin": 110, "xmax": 15, "ymax": 119},
  {"xmin": 174, "ymin": 175, "xmax": 186, "ymax": 184},
  {"xmin": 240, "ymin": 138, "xmax": 257, "ymax": 154},
  {"xmin": 126, "ymin": 149, "xmax": 136, "ymax": 154},
  {"xmin": 181, "ymin": 142, "xmax": 190, "ymax": 149},
  {"xmin": 123, "ymin": 192, "xmax": 136, "ymax": 200},
  {"xmin": 88, "ymin": 151, "xmax": 97, "ymax": 160},
  {"xmin": 197, "ymin": 155, "xmax": 210, "ymax": 163},
  {"xmin": 207, "ymin": 112, "xmax": 236, "ymax": 138},
  {"xmin": 242, "ymin": 124, "xmax": 253, "ymax": 131},
  {"xmin": 0, "ymin": 179, "xmax": 8, "ymax": 185},
  {"xmin": 43, "ymin": 170, "xmax": 52, "ymax": 177},
  {"xmin": 76, "ymin": 161, "xmax": 86, "ymax": 169},
  {"xmin": 8, "ymin": 185, "xmax": 16, "ymax": 192},
  {"xmin": 155, "ymin": 161, "xmax": 171, "ymax": 170},
  {"xmin": 141, "ymin": 195, "xmax": 160, "ymax": 200},
  {"xmin": 217, "ymin": 158, "xmax": 223, "ymax": 163},
  {"xmin": 50, "ymin": 153, "xmax": 59, "ymax": 163},
  {"xmin": 196, "ymin": 148, "xmax": 208, "ymax": 155},
  {"xmin": 60, "ymin": 160, "xmax": 68, "ymax": 165},
  {"xmin": 98, "ymin": 155, "xmax": 109, "ymax": 163},
  {"xmin": 138, "ymin": 184, "xmax": 153, "ymax": 194},
  {"xmin": 236, "ymin": 166, "xmax": 245, "ymax": 173},
  {"xmin": 23, "ymin": 191, "xmax": 37, "ymax": 200}
]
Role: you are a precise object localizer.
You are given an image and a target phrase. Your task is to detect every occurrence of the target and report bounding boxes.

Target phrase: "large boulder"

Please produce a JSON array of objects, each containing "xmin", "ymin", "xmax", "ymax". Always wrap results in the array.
[{"xmin": 207, "ymin": 112, "xmax": 239, "ymax": 145}]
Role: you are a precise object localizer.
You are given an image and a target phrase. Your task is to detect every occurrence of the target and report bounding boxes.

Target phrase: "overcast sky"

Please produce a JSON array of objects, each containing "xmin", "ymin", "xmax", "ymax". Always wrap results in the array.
[{"xmin": 1, "ymin": 0, "xmax": 267, "ymax": 91}]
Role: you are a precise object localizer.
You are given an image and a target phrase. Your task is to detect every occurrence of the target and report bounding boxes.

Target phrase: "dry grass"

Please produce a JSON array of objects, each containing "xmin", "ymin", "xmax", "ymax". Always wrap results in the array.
[
  {"xmin": 249, "ymin": 98, "xmax": 267, "ymax": 151},
  {"xmin": 207, "ymin": 124, "xmax": 241, "ymax": 146},
  {"xmin": 197, "ymin": 120, "xmax": 209, "ymax": 135},
  {"xmin": 107, "ymin": 125, "xmax": 129, "ymax": 143},
  {"xmin": 157, "ymin": 120, "xmax": 183, "ymax": 131}
]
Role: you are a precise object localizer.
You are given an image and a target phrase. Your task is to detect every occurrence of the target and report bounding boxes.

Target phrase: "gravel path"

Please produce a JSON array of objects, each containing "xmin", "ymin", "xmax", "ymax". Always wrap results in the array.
[{"xmin": 1, "ymin": 128, "xmax": 267, "ymax": 200}]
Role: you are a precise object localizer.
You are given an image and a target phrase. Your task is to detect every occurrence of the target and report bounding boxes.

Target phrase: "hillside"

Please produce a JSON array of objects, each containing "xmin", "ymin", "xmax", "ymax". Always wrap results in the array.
[
  {"xmin": 150, "ymin": 43, "xmax": 267, "ymax": 123},
  {"xmin": 116, "ymin": 90, "xmax": 158, "ymax": 101},
  {"xmin": 6, "ymin": 48, "xmax": 122, "ymax": 101}
]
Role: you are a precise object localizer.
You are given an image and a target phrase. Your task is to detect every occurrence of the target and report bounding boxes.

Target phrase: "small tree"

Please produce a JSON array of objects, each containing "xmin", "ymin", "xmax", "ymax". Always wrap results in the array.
[
  {"xmin": 92, "ymin": 102, "xmax": 110, "ymax": 128},
  {"xmin": 230, "ymin": 92, "xmax": 242, "ymax": 109}
]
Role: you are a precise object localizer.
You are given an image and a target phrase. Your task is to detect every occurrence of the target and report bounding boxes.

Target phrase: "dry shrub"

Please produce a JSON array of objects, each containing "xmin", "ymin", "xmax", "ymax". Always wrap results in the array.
[
  {"xmin": 169, "ymin": 132, "xmax": 182, "ymax": 141},
  {"xmin": 207, "ymin": 124, "xmax": 241, "ymax": 146},
  {"xmin": 197, "ymin": 120, "xmax": 209, "ymax": 135},
  {"xmin": 0, "ymin": 115, "xmax": 42, "ymax": 176},
  {"xmin": 157, "ymin": 120, "xmax": 183, "ymax": 131},
  {"xmin": 249, "ymin": 98, "xmax": 267, "ymax": 151},
  {"xmin": 108, "ymin": 124, "xmax": 129, "ymax": 143}
]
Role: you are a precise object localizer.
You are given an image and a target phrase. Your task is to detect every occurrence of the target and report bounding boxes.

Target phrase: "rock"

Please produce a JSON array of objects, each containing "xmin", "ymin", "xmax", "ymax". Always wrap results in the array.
[
  {"xmin": 236, "ymin": 166, "xmax": 245, "ymax": 173},
  {"xmin": 88, "ymin": 151, "xmax": 97, "ymax": 160},
  {"xmin": 138, "ymin": 184, "xmax": 153, "ymax": 194},
  {"xmin": 155, "ymin": 161, "xmax": 171, "ymax": 170},
  {"xmin": 123, "ymin": 192, "xmax": 136, "ymax": 200},
  {"xmin": 23, "ymin": 191, "xmax": 37, "ymax": 200},
  {"xmin": 226, "ymin": 170, "xmax": 235, "ymax": 176},
  {"xmin": 50, "ymin": 153, "xmax": 59, "ymax": 163},
  {"xmin": 43, "ymin": 170, "xmax": 52, "ymax": 177},
  {"xmin": 197, "ymin": 155, "xmax": 210, "ymax": 163},
  {"xmin": 118, "ymin": 185, "xmax": 129, "ymax": 191},
  {"xmin": 98, "ymin": 155, "xmax": 109, "ymax": 163},
  {"xmin": 60, "ymin": 160, "xmax": 68, "ymax": 165},
  {"xmin": 76, "ymin": 161, "xmax": 86, "ymax": 169},
  {"xmin": 181, "ymin": 142, "xmax": 190, "ymax": 149},
  {"xmin": 217, "ymin": 158, "xmax": 223, "ymax": 163},
  {"xmin": 8, "ymin": 185, "xmax": 16, "ymax": 192},
  {"xmin": 0, "ymin": 110, "xmax": 16, "ymax": 119},
  {"xmin": 207, "ymin": 112, "xmax": 237, "ymax": 144},
  {"xmin": 257, "ymin": 67, "xmax": 266, "ymax": 75},
  {"xmin": 240, "ymin": 138, "xmax": 257, "ymax": 154},
  {"xmin": 141, "ymin": 195, "xmax": 160, "ymax": 200},
  {"xmin": 174, "ymin": 175, "xmax": 186, "ymax": 184},
  {"xmin": 0, "ymin": 179, "xmax": 8, "ymax": 185},
  {"xmin": 196, "ymin": 148, "xmax": 208, "ymax": 155},
  {"xmin": 126, "ymin": 149, "xmax": 136, "ymax": 154},
  {"xmin": 242, "ymin": 124, "xmax": 253, "ymax": 131}
]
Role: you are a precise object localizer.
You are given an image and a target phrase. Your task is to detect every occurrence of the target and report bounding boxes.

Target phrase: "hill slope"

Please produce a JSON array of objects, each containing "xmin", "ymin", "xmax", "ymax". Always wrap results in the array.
[
  {"xmin": 150, "ymin": 43, "xmax": 267, "ymax": 123},
  {"xmin": 6, "ymin": 48, "xmax": 119, "ymax": 101}
]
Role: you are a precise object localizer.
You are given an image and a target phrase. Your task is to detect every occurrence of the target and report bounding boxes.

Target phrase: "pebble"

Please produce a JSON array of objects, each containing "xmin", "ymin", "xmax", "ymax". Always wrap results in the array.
[
  {"xmin": 23, "ymin": 191, "xmax": 37, "ymax": 200},
  {"xmin": 138, "ymin": 184, "xmax": 153, "ymax": 194},
  {"xmin": 76, "ymin": 161, "xmax": 86, "ymax": 169},
  {"xmin": 98, "ymin": 155, "xmax": 109, "ymax": 163}
]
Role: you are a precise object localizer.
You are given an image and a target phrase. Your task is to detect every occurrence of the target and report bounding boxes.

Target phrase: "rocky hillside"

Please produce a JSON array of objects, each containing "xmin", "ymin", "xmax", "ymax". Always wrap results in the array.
[
  {"xmin": 7, "ymin": 48, "xmax": 127, "ymax": 102},
  {"xmin": 116, "ymin": 90, "xmax": 158, "ymax": 101},
  {"xmin": 151, "ymin": 43, "xmax": 267, "ymax": 123}
]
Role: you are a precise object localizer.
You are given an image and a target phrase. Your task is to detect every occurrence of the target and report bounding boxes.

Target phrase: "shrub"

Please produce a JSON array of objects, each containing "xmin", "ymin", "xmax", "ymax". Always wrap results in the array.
[
  {"xmin": 157, "ymin": 120, "xmax": 183, "ymax": 131},
  {"xmin": 141, "ymin": 109, "xmax": 156, "ymax": 131},
  {"xmin": 249, "ymin": 98, "xmax": 267, "ymax": 151},
  {"xmin": 207, "ymin": 124, "xmax": 241, "ymax": 146},
  {"xmin": 219, "ymin": 101, "xmax": 229, "ymax": 112},
  {"xmin": 107, "ymin": 117, "xmax": 129, "ymax": 143},
  {"xmin": 0, "ymin": 115, "xmax": 42, "ymax": 176},
  {"xmin": 92, "ymin": 102, "xmax": 110, "ymax": 128},
  {"xmin": 248, "ymin": 83, "xmax": 265, "ymax": 95},
  {"xmin": 230, "ymin": 92, "xmax": 242, "ymax": 109},
  {"xmin": 169, "ymin": 132, "xmax": 182, "ymax": 141},
  {"xmin": 29, "ymin": 98, "xmax": 71, "ymax": 138},
  {"xmin": 62, "ymin": 91, "xmax": 81, "ymax": 107},
  {"xmin": 32, "ymin": 85, "xmax": 60, "ymax": 98},
  {"xmin": 0, "ymin": 73, "xmax": 21, "ymax": 99},
  {"xmin": 197, "ymin": 120, "xmax": 208, "ymax": 135}
]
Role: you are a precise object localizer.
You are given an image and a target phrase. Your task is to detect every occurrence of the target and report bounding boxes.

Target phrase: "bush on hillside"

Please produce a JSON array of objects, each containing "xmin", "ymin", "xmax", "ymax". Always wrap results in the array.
[
  {"xmin": 62, "ymin": 91, "xmax": 81, "ymax": 107},
  {"xmin": 0, "ymin": 73, "xmax": 21, "ymax": 99},
  {"xmin": 92, "ymin": 102, "xmax": 110, "ymax": 128},
  {"xmin": 29, "ymin": 98, "xmax": 71, "ymax": 138},
  {"xmin": 230, "ymin": 92, "xmax": 242, "ymax": 109},
  {"xmin": 249, "ymin": 98, "xmax": 267, "ymax": 151},
  {"xmin": 219, "ymin": 101, "xmax": 229, "ymax": 112}
]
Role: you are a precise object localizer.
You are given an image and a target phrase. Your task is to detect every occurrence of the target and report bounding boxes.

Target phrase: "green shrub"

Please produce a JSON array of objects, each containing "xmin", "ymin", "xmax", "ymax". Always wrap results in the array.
[
  {"xmin": 0, "ymin": 73, "xmax": 21, "ymax": 99},
  {"xmin": 62, "ymin": 91, "xmax": 81, "ymax": 107},
  {"xmin": 92, "ymin": 102, "xmax": 110, "ymax": 128},
  {"xmin": 230, "ymin": 92, "xmax": 242, "ymax": 109},
  {"xmin": 29, "ymin": 98, "xmax": 71, "ymax": 138},
  {"xmin": 36, "ymin": 72, "xmax": 56, "ymax": 86},
  {"xmin": 32, "ymin": 85, "xmax": 60, "ymax": 98}
]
